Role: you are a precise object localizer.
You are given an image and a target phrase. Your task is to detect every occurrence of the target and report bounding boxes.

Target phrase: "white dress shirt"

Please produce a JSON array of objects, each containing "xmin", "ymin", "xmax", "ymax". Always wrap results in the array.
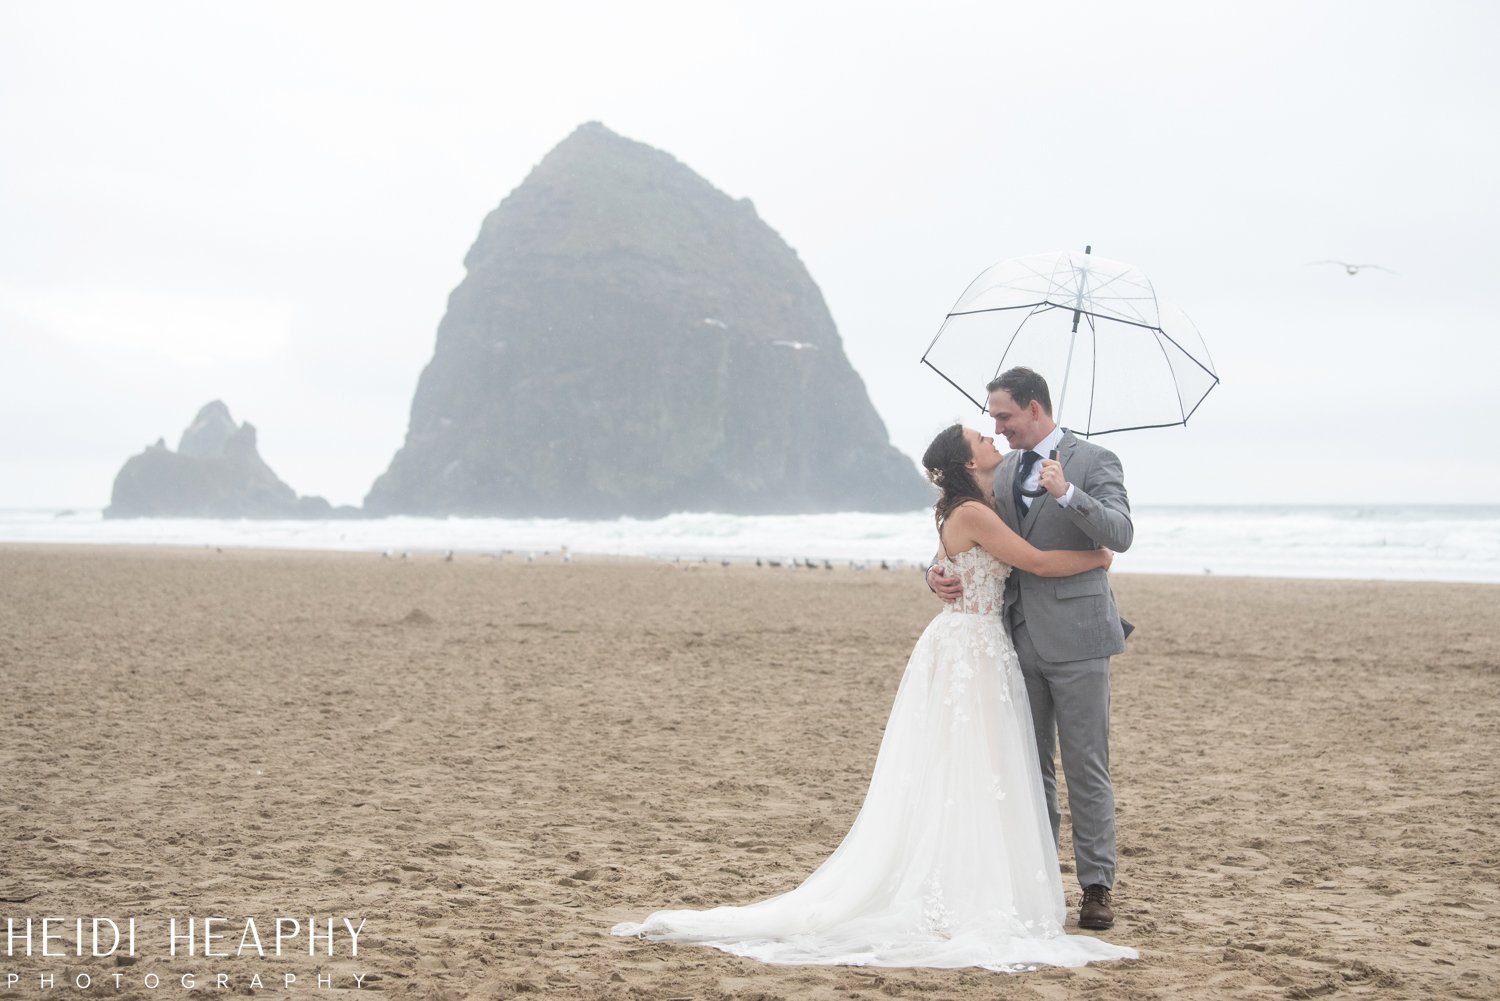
[{"xmin": 1017, "ymin": 425, "xmax": 1075, "ymax": 509}]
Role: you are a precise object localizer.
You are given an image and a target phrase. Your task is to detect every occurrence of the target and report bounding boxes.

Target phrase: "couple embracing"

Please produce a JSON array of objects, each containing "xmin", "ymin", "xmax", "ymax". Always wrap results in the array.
[{"xmin": 613, "ymin": 367, "xmax": 1138, "ymax": 972}]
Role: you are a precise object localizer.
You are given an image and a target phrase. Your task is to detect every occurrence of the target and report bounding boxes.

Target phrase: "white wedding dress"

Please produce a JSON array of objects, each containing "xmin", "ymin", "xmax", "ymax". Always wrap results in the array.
[{"xmin": 611, "ymin": 545, "xmax": 1138, "ymax": 972}]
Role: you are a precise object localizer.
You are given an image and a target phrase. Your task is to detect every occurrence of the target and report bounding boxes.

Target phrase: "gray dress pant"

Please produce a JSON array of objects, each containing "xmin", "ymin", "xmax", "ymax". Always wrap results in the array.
[{"xmin": 1010, "ymin": 615, "xmax": 1117, "ymax": 890}]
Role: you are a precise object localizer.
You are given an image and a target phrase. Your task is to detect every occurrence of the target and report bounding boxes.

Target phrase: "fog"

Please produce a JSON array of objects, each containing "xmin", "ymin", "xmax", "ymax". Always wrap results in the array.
[{"xmin": 2, "ymin": 0, "xmax": 1496, "ymax": 508}]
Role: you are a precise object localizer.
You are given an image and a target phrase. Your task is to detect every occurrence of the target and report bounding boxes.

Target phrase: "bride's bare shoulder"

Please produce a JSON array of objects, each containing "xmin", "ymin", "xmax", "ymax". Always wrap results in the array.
[
  {"xmin": 949, "ymin": 499, "xmax": 1000, "ymax": 524},
  {"xmin": 941, "ymin": 499, "xmax": 1000, "ymax": 552}
]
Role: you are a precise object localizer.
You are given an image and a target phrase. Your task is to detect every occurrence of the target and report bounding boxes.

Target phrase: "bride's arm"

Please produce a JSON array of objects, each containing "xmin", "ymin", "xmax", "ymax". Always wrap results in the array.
[{"xmin": 952, "ymin": 503, "xmax": 1112, "ymax": 577}]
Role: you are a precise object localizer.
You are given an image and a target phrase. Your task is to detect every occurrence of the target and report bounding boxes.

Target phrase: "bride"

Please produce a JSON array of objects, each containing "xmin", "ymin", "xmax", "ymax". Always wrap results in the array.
[{"xmin": 611, "ymin": 424, "xmax": 1138, "ymax": 972}]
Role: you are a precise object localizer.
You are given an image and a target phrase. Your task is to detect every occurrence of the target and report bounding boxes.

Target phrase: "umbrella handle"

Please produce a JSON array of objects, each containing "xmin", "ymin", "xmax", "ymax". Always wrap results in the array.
[{"xmin": 1019, "ymin": 449, "xmax": 1059, "ymax": 497}]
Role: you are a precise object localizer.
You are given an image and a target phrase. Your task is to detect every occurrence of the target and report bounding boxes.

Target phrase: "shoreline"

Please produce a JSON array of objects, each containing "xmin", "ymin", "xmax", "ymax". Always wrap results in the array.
[
  {"xmin": 6, "ymin": 504, "xmax": 1499, "ymax": 586},
  {"xmin": 6, "ymin": 539, "xmax": 1499, "ymax": 589}
]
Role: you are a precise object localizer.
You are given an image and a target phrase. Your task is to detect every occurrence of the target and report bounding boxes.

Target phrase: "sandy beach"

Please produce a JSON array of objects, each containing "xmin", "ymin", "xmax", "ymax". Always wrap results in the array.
[{"xmin": 2, "ymin": 543, "xmax": 1497, "ymax": 1000}]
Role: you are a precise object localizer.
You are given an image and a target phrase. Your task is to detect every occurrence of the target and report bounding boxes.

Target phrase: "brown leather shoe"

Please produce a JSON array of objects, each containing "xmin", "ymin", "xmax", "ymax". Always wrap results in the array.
[{"xmin": 1079, "ymin": 884, "xmax": 1115, "ymax": 929}]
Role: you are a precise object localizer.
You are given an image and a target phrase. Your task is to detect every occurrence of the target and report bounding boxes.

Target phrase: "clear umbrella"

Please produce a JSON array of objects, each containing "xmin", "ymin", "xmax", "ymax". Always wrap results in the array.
[{"xmin": 921, "ymin": 247, "xmax": 1219, "ymax": 436}]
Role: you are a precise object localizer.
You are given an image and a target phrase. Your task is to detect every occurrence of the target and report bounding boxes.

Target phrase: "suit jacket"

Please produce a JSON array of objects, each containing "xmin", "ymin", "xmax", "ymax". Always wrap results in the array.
[{"xmin": 995, "ymin": 430, "xmax": 1133, "ymax": 664}]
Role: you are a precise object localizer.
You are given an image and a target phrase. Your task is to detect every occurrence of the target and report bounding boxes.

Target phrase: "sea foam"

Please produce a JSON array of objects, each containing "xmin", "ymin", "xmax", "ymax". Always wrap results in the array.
[{"xmin": 2, "ymin": 506, "xmax": 1497, "ymax": 583}]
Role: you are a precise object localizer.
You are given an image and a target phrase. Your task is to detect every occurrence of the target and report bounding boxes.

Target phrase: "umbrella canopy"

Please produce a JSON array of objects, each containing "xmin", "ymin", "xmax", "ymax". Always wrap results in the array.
[{"xmin": 921, "ymin": 249, "xmax": 1219, "ymax": 436}]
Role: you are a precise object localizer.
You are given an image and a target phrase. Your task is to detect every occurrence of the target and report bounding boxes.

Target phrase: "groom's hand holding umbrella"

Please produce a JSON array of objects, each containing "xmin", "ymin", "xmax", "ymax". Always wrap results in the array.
[{"xmin": 1038, "ymin": 456, "xmax": 1069, "ymax": 499}]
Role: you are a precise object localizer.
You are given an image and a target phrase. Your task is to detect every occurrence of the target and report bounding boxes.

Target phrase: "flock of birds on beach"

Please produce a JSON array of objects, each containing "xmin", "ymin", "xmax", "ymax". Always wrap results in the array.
[{"xmin": 365, "ymin": 548, "xmax": 914, "ymax": 571}]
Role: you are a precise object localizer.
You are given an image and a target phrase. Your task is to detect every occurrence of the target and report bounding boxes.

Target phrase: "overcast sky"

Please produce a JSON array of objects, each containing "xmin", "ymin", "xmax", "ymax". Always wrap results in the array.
[{"xmin": 3, "ymin": 0, "xmax": 1497, "ymax": 509}]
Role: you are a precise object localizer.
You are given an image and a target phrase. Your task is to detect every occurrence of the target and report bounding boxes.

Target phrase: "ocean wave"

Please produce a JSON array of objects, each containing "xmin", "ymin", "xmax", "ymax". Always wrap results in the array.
[{"xmin": 3, "ymin": 506, "xmax": 1498, "ymax": 584}]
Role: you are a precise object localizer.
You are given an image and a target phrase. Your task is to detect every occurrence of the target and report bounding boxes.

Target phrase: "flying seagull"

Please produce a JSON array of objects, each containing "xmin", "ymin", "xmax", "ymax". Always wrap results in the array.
[
  {"xmin": 771, "ymin": 339, "xmax": 819, "ymax": 350},
  {"xmin": 1307, "ymin": 260, "xmax": 1397, "ymax": 276}
]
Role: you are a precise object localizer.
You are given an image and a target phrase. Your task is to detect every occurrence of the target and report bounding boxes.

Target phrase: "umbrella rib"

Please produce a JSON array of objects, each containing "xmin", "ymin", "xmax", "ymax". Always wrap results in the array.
[
  {"xmin": 944, "ymin": 263, "xmax": 1006, "ymax": 316},
  {"xmin": 1079, "ymin": 419, "xmax": 1207, "ymax": 438},
  {"xmin": 920, "ymin": 358, "xmax": 987, "ymax": 413},
  {"xmin": 1180, "ymin": 375, "xmax": 1222, "ymax": 423},
  {"xmin": 1010, "ymin": 258, "xmax": 1080, "ymax": 306},
  {"xmin": 947, "ymin": 304, "xmax": 1165, "ymax": 333},
  {"xmin": 1129, "ymin": 275, "xmax": 1165, "ymax": 344},
  {"xmin": 996, "ymin": 304, "xmax": 1050, "ymax": 390},
  {"xmin": 1005, "ymin": 254, "xmax": 1159, "ymax": 325},
  {"xmin": 1151, "ymin": 326, "xmax": 1220, "ymax": 380},
  {"xmin": 1151, "ymin": 329, "xmax": 1189, "ymax": 421},
  {"xmin": 1047, "ymin": 260, "xmax": 1083, "ymax": 302},
  {"xmin": 1067, "ymin": 268, "xmax": 1155, "ymax": 325},
  {"xmin": 1180, "ymin": 306, "xmax": 1219, "ymax": 375},
  {"xmin": 1006, "ymin": 253, "xmax": 1082, "ymax": 303},
  {"xmin": 919, "ymin": 316, "xmax": 955, "ymax": 363},
  {"xmin": 1068, "ymin": 262, "xmax": 1124, "ymax": 299},
  {"xmin": 948, "ymin": 302, "xmax": 1057, "ymax": 317},
  {"xmin": 1139, "ymin": 274, "xmax": 1189, "ymax": 420},
  {"xmin": 958, "ymin": 253, "xmax": 1078, "ymax": 312}
]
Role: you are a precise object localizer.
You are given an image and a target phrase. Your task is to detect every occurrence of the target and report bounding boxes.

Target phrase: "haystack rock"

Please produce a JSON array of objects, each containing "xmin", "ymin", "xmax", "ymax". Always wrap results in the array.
[
  {"xmin": 105, "ymin": 401, "xmax": 349, "ymax": 519},
  {"xmin": 365, "ymin": 122, "xmax": 929, "ymax": 518}
]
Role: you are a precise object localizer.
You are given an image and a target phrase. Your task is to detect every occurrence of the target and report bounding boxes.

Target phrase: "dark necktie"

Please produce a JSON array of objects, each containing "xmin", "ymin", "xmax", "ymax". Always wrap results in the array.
[{"xmin": 1013, "ymin": 450, "xmax": 1042, "ymax": 514}]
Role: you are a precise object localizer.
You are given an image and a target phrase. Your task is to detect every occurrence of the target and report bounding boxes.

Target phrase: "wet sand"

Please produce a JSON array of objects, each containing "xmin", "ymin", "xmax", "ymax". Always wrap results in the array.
[{"xmin": 2, "ymin": 544, "xmax": 1497, "ymax": 999}]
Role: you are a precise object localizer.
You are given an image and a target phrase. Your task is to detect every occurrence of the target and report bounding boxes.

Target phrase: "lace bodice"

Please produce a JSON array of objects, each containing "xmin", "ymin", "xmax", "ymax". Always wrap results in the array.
[{"xmin": 939, "ymin": 545, "xmax": 1011, "ymax": 617}]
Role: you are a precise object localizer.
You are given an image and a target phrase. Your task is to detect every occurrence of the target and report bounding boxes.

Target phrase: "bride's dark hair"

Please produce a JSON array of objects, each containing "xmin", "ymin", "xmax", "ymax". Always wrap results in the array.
[{"xmin": 922, "ymin": 424, "xmax": 987, "ymax": 529}]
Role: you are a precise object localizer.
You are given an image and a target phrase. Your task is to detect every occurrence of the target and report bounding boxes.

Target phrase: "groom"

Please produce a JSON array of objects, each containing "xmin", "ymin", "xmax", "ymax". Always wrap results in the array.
[{"xmin": 926, "ymin": 366, "xmax": 1134, "ymax": 930}]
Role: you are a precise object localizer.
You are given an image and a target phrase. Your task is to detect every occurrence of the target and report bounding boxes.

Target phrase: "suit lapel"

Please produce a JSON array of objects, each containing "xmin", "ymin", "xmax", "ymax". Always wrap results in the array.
[
  {"xmin": 994, "ymin": 451, "xmax": 1021, "ymax": 530},
  {"xmin": 1056, "ymin": 430, "xmax": 1079, "ymax": 482},
  {"xmin": 1020, "ymin": 430, "xmax": 1078, "ymax": 539}
]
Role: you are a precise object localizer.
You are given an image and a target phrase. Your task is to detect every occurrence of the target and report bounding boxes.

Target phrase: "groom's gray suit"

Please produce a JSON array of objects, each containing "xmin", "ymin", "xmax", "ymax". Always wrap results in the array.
[{"xmin": 996, "ymin": 429, "xmax": 1132, "ymax": 891}]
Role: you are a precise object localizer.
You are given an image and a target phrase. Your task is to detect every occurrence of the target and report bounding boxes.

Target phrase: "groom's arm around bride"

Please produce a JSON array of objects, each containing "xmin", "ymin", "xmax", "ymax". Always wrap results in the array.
[{"xmin": 1037, "ymin": 438, "xmax": 1132, "ymax": 553}]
